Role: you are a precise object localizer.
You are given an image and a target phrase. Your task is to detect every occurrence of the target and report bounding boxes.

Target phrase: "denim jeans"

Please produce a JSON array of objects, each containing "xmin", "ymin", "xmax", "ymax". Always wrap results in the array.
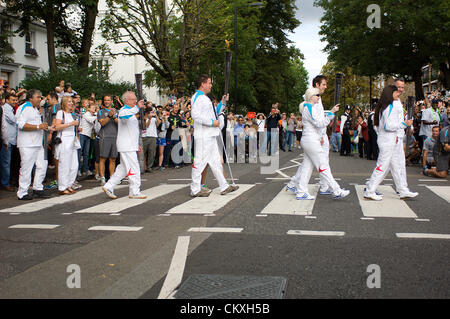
[
  {"xmin": 330, "ymin": 132, "xmax": 341, "ymax": 152},
  {"xmin": 80, "ymin": 134, "xmax": 91, "ymax": 173},
  {"xmin": 284, "ymin": 131, "xmax": 294, "ymax": 151},
  {"xmin": 0, "ymin": 143, "xmax": 12, "ymax": 187}
]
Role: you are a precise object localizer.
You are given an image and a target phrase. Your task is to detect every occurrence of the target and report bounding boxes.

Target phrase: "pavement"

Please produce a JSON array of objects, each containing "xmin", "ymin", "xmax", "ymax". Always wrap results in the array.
[{"xmin": 0, "ymin": 148, "xmax": 449, "ymax": 299}]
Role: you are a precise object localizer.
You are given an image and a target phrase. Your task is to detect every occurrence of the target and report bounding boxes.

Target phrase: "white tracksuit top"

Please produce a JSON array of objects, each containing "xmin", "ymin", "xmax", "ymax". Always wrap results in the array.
[
  {"xmin": 377, "ymin": 103, "xmax": 408, "ymax": 142},
  {"xmin": 301, "ymin": 103, "xmax": 335, "ymax": 140},
  {"xmin": 16, "ymin": 102, "xmax": 44, "ymax": 148},
  {"xmin": 191, "ymin": 90, "xmax": 220, "ymax": 139},
  {"xmin": 116, "ymin": 105, "xmax": 140, "ymax": 153}
]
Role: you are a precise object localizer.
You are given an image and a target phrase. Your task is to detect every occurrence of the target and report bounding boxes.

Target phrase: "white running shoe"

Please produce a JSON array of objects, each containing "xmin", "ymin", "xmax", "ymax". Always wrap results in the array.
[
  {"xmin": 100, "ymin": 177, "xmax": 106, "ymax": 186},
  {"xmin": 102, "ymin": 186, "xmax": 117, "ymax": 199},
  {"xmin": 296, "ymin": 193, "xmax": 315, "ymax": 200},
  {"xmin": 399, "ymin": 191, "xmax": 419, "ymax": 200},
  {"xmin": 319, "ymin": 187, "xmax": 333, "ymax": 195},
  {"xmin": 95, "ymin": 174, "xmax": 100, "ymax": 180},
  {"xmin": 333, "ymin": 189, "xmax": 350, "ymax": 200},
  {"xmin": 285, "ymin": 184, "xmax": 297, "ymax": 194},
  {"xmin": 364, "ymin": 191, "xmax": 382, "ymax": 201},
  {"xmin": 129, "ymin": 193, "xmax": 148, "ymax": 199}
]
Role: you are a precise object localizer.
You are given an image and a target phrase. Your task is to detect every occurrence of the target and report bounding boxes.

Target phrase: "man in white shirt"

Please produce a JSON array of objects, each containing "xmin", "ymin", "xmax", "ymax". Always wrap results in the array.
[
  {"xmin": 419, "ymin": 99, "xmax": 441, "ymax": 142},
  {"xmin": 102, "ymin": 91, "xmax": 146, "ymax": 199},
  {"xmin": 142, "ymin": 108, "xmax": 160, "ymax": 172},
  {"xmin": 16, "ymin": 89, "xmax": 50, "ymax": 200},
  {"xmin": 190, "ymin": 74, "xmax": 238, "ymax": 197}
]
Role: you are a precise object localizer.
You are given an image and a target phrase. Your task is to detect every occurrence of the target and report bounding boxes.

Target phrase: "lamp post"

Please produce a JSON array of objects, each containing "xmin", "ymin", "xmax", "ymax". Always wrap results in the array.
[{"xmin": 234, "ymin": 2, "xmax": 264, "ymax": 113}]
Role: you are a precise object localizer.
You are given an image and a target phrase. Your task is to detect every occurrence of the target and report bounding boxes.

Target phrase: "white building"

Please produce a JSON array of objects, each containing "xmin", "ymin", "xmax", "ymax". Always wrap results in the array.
[
  {"xmin": 0, "ymin": 6, "xmax": 50, "ymax": 89},
  {"xmin": 92, "ymin": 0, "xmax": 168, "ymax": 105}
]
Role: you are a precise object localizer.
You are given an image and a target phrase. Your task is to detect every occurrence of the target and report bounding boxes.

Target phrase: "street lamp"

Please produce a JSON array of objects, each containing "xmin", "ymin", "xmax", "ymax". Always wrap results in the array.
[{"xmin": 234, "ymin": 1, "xmax": 265, "ymax": 113}]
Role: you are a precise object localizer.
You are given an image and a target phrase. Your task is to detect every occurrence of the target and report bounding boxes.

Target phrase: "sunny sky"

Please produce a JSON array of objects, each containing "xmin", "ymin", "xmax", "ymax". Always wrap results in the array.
[{"xmin": 288, "ymin": 0, "xmax": 328, "ymax": 86}]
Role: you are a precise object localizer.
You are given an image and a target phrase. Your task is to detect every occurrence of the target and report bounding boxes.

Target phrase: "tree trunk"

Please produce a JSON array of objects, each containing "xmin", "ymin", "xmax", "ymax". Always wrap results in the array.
[
  {"xmin": 412, "ymin": 69, "xmax": 425, "ymax": 101},
  {"xmin": 77, "ymin": 0, "xmax": 99, "ymax": 69},
  {"xmin": 45, "ymin": 18, "xmax": 58, "ymax": 73},
  {"xmin": 439, "ymin": 61, "xmax": 450, "ymax": 90}
]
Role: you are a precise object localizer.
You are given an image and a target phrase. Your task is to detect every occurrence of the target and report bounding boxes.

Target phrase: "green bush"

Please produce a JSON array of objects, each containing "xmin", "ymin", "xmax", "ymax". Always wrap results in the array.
[{"xmin": 20, "ymin": 68, "xmax": 136, "ymax": 99}]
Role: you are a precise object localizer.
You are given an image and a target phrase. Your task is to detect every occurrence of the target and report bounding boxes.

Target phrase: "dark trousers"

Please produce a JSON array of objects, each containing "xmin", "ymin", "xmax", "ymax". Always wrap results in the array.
[
  {"xmin": 358, "ymin": 138, "xmax": 367, "ymax": 158},
  {"xmin": 367, "ymin": 131, "xmax": 378, "ymax": 160},
  {"xmin": 341, "ymin": 132, "xmax": 351, "ymax": 155}
]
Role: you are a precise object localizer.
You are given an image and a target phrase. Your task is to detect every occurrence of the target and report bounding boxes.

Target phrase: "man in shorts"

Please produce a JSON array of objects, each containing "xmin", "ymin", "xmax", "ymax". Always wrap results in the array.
[
  {"xmin": 426, "ymin": 125, "xmax": 450, "ymax": 178},
  {"xmin": 97, "ymin": 95, "xmax": 118, "ymax": 185}
]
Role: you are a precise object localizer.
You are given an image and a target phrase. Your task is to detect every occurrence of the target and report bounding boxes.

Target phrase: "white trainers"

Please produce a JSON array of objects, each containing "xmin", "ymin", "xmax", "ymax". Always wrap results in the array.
[
  {"xmin": 95, "ymin": 174, "xmax": 100, "ymax": 180},
  {"xmin": 285, "ymin": 184, "xmax": 297, "ymax": 194},
  {"xmin": 399, "ymin": 191, "xmax": 419, "ymax": 200},
  {"xmin": 333, "ymin": 189, "xmax": 350, "ymax": 200},
  {"xmin": 129, "ymin": 193, "xmax": 147, "ymax": 199},
  {"xmin": 296, "ymin": 193, "xmax": 315, "ymax": 200},
  {"xmin": 319, "ymin": 187, "xmax": 333, "ymax": 195},
  {"xmin": 364, "ymin": 191, "xmax": 382, "ymax": 201},
  {"xmin": 102, "ymin": 186, "xmax": 117, "ymax": 199},
  {"xmin": 100, "ymin": 177, "xmax": 106, "ymax": 186}
]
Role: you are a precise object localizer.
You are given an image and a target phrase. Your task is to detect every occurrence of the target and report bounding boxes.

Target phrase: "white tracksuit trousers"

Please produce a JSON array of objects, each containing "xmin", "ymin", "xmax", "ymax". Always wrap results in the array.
[
  {"xmin": 105, "ymin": 151, "xmax": 141, "ymax": 196},
  {"xmin": 58, "ymin": 136, "xmax": 79, "ymax": 191},
  {"xmin": 366, "ymin": 136, "xmax": 408, "ymax": 194},
  {"xmin": 295, "ymin": 136, "xmax": 341, "ymax": 195},
  {"xmin": 191, "ymin": 136, "xmax": 228, "ymax": 195},
  {"xmin": 17, "ymin": 146, "xmax": 48, "ymax": 198}
]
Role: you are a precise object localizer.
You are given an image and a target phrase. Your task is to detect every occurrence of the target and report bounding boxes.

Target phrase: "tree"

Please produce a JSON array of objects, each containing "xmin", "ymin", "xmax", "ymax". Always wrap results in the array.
[
  {"xmin": 315, "ymin": 0, "xmax": 450, "ymax": 99},
  {"xmin": 4, "ymin": 0, "xmax": 99, "ymax": 72},
  {"xmin": 0, "ymin": 16, "xmax": 15, "ymax": 64},
  {"xmin": 101, "ymin": 0, "xmax": 231, "ymax": 94}
]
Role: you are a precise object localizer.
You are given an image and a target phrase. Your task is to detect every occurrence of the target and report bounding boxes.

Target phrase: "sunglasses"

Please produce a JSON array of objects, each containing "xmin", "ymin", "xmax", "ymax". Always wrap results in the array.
[{"xmin": 315, "ymin": 94, "xmax": 320, "ymax": 97}]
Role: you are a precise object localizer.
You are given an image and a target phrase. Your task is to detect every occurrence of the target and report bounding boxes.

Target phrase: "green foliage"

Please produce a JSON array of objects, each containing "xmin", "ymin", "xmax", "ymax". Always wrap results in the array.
[
  {"xmin": 315, "ymin": 0, "xmax": 450, "ymax": 98},
  {"xmin": 20, "ymin": 68, "xmax": 136, "ymax": 98}
]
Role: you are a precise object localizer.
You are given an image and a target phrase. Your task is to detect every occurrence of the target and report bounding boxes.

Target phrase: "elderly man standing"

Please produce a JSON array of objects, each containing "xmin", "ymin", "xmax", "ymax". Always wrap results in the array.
[
  {"xmin": 16, "ymin": 89, "xmax": 50, "ymax": 200},
  {"xmin": 102, "ymin": 91, "xmax": 147, "ymax": 200}
]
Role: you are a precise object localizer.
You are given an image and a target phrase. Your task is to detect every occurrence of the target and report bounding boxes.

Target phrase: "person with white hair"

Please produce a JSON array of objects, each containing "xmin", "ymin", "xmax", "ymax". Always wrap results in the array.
[
  {"xmin": 102, "ymin": 91, "xmax": 147, "ymax": 199},
  {"xmin": 287, "ymin": 87, "xmax": 350, "ymax": 200}
]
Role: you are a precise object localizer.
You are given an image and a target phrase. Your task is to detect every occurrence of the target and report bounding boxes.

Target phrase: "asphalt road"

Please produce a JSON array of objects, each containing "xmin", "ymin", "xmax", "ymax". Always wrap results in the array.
[{"xmin": 0, "ymin": 148, "xmax": 449, "ymax": 299}]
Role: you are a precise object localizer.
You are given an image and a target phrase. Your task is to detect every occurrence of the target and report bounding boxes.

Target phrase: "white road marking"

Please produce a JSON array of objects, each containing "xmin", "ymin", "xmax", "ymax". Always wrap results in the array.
[
  {"xmin": 415, "ymin": 219, "xmax": 430, "ymax": 222},
  {"xmin": 0, "ymin": 186, "xmax": 126, "ymax": 213},
  {"xmin": 9, "ymin": 213, "xmax": 21, "ymax": 216},
  {"xmin": 203, "ymin": 214, "xmax": 216, "ymax": 217},
  {"xmin": 166, "ymin": 184, "xmax": 255, "ymax": 215},
  {"xmin": 261, "ymin": 185, "xmax": 319, "ymax": 216},
  {"xmin": 305, "ymin": 216, "xmax": 317, "ymax": 219},
  {"xmin": 278, "ymin": 164, "xmax": 302, "ymax": 171},
  {"xmin": 75, "ymin": 184, "xmax": 186, "ymax": 214},
  {"xmin": 361, "ymin": 217, "xmax": 375, "ymax": 220},
  {"xmin": 158, "ymin": 236, "xmax": 190, "ymax": 299},
  {"xmin": 157, "ymin": 214, "xmax": 171, "ymax": 217},
  {"xmin": 88, "ymin": 226, "xmax": 143, "ymax": 232},
  {"xmin": 110, "ymin": 213, "xmax": 122, "ymax": 216},
  {"xmin": 266, "ymin": 178, "xmax": 290, "ymax": 180},
  {"xmin": 419, "ymin": 179, "xmax": 448, "ymax": 182},
  {"xmin": 275, "ymin": 170, "xmax": 290, "ymax": 178},
  {"xmin": 315, "ymin": 178, "xmax": 341, "ymax": 181},
  {"xmin": 9, "ymin": 224, "xmax": 59, "ymax": 229},
  {"xmin": 255, "ymin": 214, "xmax": 268, "ymax": 217},
  {"xmin": 188, "ymin": 227, "xmax": 243, "ymax": 233},
  {"xmin": 287, "ymin": 230, "xmax": 345, "ymax": 237},
  {"xmin": 168, "ymin": 179, "xmax": 191, "ymax": 181},
  {"xmin": 396, "ymin": 233, "xmax": 450, "ymax": 240},
  {"xmin": 426, "ymin": 186, "xmax": 450, "ymax": 204},
  {"xmin": 355, "ymin": 185, "xmax": 418, "ymax": 218},
  {"xmin": 62, "ymin": 213, "xmax": 73, "ymax": 216}
]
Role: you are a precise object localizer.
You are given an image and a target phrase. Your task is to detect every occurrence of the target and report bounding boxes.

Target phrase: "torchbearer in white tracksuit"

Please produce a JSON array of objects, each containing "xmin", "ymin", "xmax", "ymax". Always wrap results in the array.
[
  {"xmin": 287, "ymin": 87, "xmax": 350, "ymax": 200},
  {"xmin": 102, "ymin": 91, "xmax": 147, "ymax": 200},
  {"xmin": 364, "ymin": 84, "xmax": 418, "ymax": 201},
  {"xmin": 190, "ymin": 74, "xmax": 239, "ymax": 197},
  {"xmin": 16, "ymin": 89, "xmax": 50, "ymax": 200}
]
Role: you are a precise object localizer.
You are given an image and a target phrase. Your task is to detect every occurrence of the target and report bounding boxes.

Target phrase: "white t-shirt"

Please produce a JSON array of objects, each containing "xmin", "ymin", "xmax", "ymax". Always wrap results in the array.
[
  {"xmin": 143, "ymin": 117, "xmax": 158, "ymax": 138},
  {"xmin": 420, "ymin": 107, "xmax": 440, "ymax": 138},
  {"xmin": 56, "ymin": 110, "xmax": 75, "ymax": 137},
  {"xmin": 256, "ymin": 119, "xmax": 265, "ymax": 132}
]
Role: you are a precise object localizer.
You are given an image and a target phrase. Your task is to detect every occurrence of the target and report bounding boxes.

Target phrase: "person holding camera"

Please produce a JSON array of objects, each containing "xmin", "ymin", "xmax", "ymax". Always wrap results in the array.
[
  {"xmin": 53, "ymin": 97, "xmax": 80, "ymax": 195},
  {"xmin": 97, "ymin": 95, "xmax": 118, "ymax": 185},
  {"xmin": 16, "ymin": 89, "xmax": 50, "ymax": 200},
  {"xmin": 266, "ymin": 107, "xmax": 281, "ymax": 155},
  {"xmin": 142, "ymin": 108, "xmax": 160, "ymax": 172}
]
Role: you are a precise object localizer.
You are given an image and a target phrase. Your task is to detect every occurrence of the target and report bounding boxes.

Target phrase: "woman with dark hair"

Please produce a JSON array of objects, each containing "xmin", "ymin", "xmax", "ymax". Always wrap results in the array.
[{"xmin": 364, "ymin": 85, "xmax": 418, "ymax": 201}]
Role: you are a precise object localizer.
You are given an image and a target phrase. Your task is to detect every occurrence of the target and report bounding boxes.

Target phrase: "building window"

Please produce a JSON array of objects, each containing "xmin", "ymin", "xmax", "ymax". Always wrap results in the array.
[
  {"xmin": 422, "ymin": 66, "xmax": 429, "ymax": 84},
  {"xmin": 91, "ymin": 58, "xmax": 110, "ymax": 78},
  {"xmin": 25, "ymin": 31, "xmax": 38, "ymax": 56}
]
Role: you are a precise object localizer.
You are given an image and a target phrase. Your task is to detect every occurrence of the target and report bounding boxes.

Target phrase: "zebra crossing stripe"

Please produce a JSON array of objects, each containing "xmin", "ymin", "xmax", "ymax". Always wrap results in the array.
[
  {"xmin": 287, "ymin": 230, "xmax": 345, "ymax": 237},
  {"xmin": 396, "ymin": 233, "xmax": 450, "ymax": 240},
  {"xmin": 188, "ymin": 227, "xmax": 243, "ymax": 233},
  {"xmin": 88, "ymin": 226, "xmax": 143, "ymax": 232},
  {"xmin": 75, "ymin": 184, "xmax": 187, "ymax": 214},
  {"xmin": 261, "ymin": 185, "xmax": 319, "ymax": 215},
  {"xmin": 0, "ymin": 186, "xmax": 127, "ymax": 213},
  {"xmin": 425, "ymin": 186, "xmax": 450, "ymax": 204},
  {"xmin": 355, "ymin": 185, "xmax": 418, "ymax": 218},
  {"xmin": 9, "ymin": 224, "xmax": 59, "ymax": 229},
  {"xmin": 166, "ymin": 184, "xmax": 255, "ymax": 215}
]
